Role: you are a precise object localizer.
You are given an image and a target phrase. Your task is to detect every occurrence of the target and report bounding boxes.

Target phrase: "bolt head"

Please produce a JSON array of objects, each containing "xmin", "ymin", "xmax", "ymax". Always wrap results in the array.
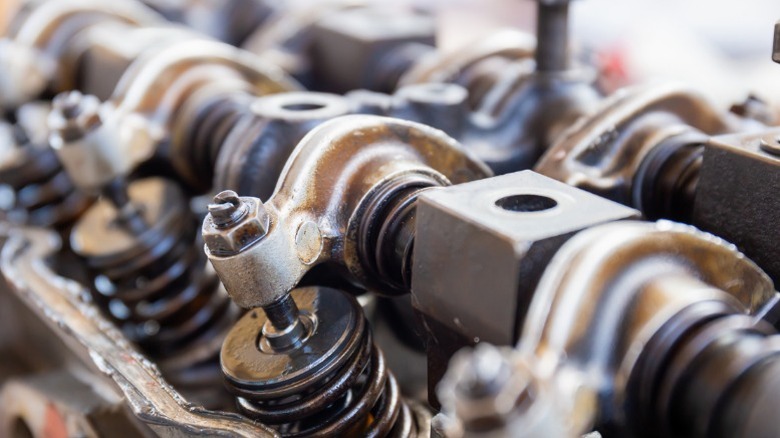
[
  {"xmin": 48, "ymin": 91, "xmax": 102, "ymax": 143},
  {"xmin": 208, "ymin": 190, "xmax": 247, "ymax": 227},
  {"xmin": 439, "ymin": 344, "xmax": 534, "ymax": 429},
  {"xmin": 203, "ymin": 195, "xmax": 269, "ymax": 255}
]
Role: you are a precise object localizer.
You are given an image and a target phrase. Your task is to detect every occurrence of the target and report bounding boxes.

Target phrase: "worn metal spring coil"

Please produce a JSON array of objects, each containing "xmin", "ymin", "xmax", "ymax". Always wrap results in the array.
[
  {"xmin": 70, "ymin": 178, "xmax": 237, "ymax": 400},
  {"xmin": 0, "ymin": 124, "xmax": 91, "ymax": 228},
  {"xmin": 630, "ymin": 306, "xmax": 780, "ymax": 437},
  {"xmin": 223, "ymin": 287, "xmax": 418, "ymax": 437}
]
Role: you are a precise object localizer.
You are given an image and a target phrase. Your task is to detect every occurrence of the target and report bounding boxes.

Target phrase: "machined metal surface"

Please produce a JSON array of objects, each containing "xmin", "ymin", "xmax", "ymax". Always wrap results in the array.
[{"xmin": 411, "ymin": 170, "xmax": 637, "ymax": 405}]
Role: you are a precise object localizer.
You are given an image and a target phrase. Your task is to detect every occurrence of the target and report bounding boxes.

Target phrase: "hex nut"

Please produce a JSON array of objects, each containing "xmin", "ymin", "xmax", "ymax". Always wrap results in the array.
[{"xmin": 202, "ymin": 196, "xmax": 270, "ymax": 256}]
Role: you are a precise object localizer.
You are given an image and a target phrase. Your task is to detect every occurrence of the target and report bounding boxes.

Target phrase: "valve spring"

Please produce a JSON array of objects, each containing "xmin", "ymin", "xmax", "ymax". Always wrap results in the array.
[
  {"xmin": 634, "ymin": 130, "xmax": 705, "ymax": 222},
  {"xmin": 222, "ymin": 287, "xmax": 421, "ymax": 437},
  {"xmin": 630, "ymin": 303, "xmax": 780, "ymax": 437},
  {"xmin": 0, "ymin": 135, "xmax": 91, "ymax": 228},
  {"xmin": 179, "ymin": 96, "xmax": 249, "ymax": 193},
  {"xmin": 71, "ymin": 178, "xmax": 237, "ymax": 402},
  {"xmin": 359, "ymin": 173, "xmax": 444, "ymax": 295}
]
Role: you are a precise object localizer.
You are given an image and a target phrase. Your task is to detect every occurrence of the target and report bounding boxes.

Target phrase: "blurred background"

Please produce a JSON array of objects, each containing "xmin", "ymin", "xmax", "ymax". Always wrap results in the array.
[
  {"xmin": 433, "ymin": 0, "xmax": 780, "ymax": 106},
  {"xmin": 3, "ymin": 0, "xmax": 780, "ymax": 106}
]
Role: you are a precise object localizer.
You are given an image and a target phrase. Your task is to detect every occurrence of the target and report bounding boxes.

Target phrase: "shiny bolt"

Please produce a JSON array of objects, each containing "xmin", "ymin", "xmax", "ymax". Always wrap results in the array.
[
  {"xmin": 49, "ymin": 91, "xmax": 102, "ymax": 142},
  {"xmin": 202, "ymin": 192, "xmax": 269, "ymax": 255},
  {"xmin": 208, "ymin": 190, "xmax": 247, "ymax": 227},
  {"xmin": 457, "ymin": 343, "xmax": 512, "ymax": 398}
]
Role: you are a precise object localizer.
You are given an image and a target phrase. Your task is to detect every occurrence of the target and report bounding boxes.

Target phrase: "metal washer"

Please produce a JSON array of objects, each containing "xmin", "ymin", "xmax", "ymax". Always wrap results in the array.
[{"xmin": 221, "ymin": 286, "xmax": 365, "ymax": 400}]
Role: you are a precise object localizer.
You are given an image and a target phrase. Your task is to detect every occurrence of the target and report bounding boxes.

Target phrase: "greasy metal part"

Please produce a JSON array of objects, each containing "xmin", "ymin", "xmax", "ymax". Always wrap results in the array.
[
  {"xmin": 0, "ymin": 119, "xmax": 91, "ymax": 228},
  {"xmin": 434, "ymin": 344, "xmax": 572, "ymax": 438},
  {"xmin": 400, "ymin": 27, "xmax": 600, "ymax": 175},
  {"xmin": 220, "ymin": 286, "xmax": 427, "ymax": 437},
  {"xmin": 203, "ymin": 189, "xmax": 428, "ymax": 435},
  {"xmin": 512, "ymin": 220, "xmax": 777, "ymax": 435},
  {"xmin": 535, "ymin": 83, "xmax": 741, "ymax": 216},
  {"xmin": 306, "ymin": 7, "xmax": 436, "ymax": 93},
  {"xmin": 729, "ymin": 94, "xmax": 777, "ymax": 126},
  {"xmin": 693, "ymin": 129, "xmax": 780, "ymax": 284},
  {"xmin": 214, "ymin": 92, "xmax": 351, "ymax": 200},
  {"xmin": 463, "ymin": 66, "xmax": 601, "ymax": 175},
  {"xmin": 101, "ymin": 38, "xmax": 298, "ymax": 192},
  {"xmin": 390, "ymin": 83, "xmax": 470, "ymax": 140},
  {"xmin": 224, "ymin": 19, "xmax": 594, "ymax": 196},
  {"xmin": 2, "ymin": 0, "xmax": 299, "ymax": 194},
  {"xmin": 244, "ymin": 0, "xmax": 598, "ymax": 177},
  {"xmin": 1, "ymin": 225, "xmax": 276, "ymax": 436},
  {"xmin": 240, "ymin": 1, "xmax": 362, "ymax": 87},
  {"xmin": 48, "ymin": 90, "xmax": 130, "ymax": 193},
  {"xmin": 398, "ymin": 30, "xmax": 535, "ymax": 100},
  {"xmin": 629, "ymin": 313, "xmax": 780, "ymax": 437},
  {"xmin": 214, "ymin": 84, "xmax": 474, "ymax": 202},
  {"xmin": 0, "ymin": 0, "xmax": 166, "ymax": 107},
  {"xmin": 70, "ymin": 177, "xmax": 238, "ymax": 407},
  {"xmin": 398, "ymin": 1, "xmax": 601, "ymax": 176},
  {"xmin": 207, "ymin": 114, "xmax": 490, "ymax": 305},
  {"xmin": 412, "ymin": 170, "xmax": 637, "ymax": 405},
  {"xmin": 240, "ymin": 2, "xmax": 438, "ymax": 93},
  {"xmin": 140, "ymin": 0, "xmax": 274, "ymax": 45},
  {"xmin": 4, "ymin": 1, "xmax": 780, "ymax": 436}
]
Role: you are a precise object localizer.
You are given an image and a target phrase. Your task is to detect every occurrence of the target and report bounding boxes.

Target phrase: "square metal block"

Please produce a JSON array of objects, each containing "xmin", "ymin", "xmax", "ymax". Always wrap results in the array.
[
  {"xmin": 412, "ymin": 170, "xmax": 638, "ymax": 347},
  {"xmin": 694, "ymin": 129, "xmax": 780, "ymax": 284},
  {"xmin": 311, "ymin": 8, "xmax": 435, "ymax": 93}
]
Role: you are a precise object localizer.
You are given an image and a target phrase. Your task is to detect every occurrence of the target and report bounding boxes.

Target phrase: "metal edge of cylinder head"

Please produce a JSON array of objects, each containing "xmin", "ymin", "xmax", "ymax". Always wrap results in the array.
[{"xmin": 0, "ymin": 223, "xmax": 279, "ymax": 437}]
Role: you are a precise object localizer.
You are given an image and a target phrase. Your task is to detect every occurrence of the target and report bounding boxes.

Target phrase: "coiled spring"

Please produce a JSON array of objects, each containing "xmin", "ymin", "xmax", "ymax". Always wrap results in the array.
[
  {"xmin": 221, "ymin": 286, "xmax": 419, "ymax": 437},
  {"xmin": 70, "ymin": 177, "xmax": 237, "ymax": 402}
]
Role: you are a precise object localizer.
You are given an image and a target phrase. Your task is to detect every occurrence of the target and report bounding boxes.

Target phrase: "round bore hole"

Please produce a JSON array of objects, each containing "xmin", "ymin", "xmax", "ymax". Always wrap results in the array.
[
  {"xmin": 281, "ymin": 102, "xmax": 326, "ymax": 111},
  {"xmin": 495, "ymin": 194, "xmax": 557, "ymax": 213}
]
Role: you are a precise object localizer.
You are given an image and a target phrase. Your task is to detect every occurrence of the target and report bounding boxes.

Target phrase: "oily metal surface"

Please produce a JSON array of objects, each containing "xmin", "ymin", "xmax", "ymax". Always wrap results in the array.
[
  {"xmin": 413, "ymin": 170, "xmax": 638, "ymax": 346},
  {"xmin": 221, "ymin": 286, "xmax": 364, "ymax": 398},
  {"xmin": 515, "ymin": 220, "xmax": 776, "ymax": 435},
  {"xmin": 535, "ymin": 83, "xmax": 740, "ymax": 206},
  {"xmin": 209, "ymin": 114, "xmax": 491, "ymax": 309},
  {"xmin": 70, "ymin": 177, "xmax": 185, "ymax": 258}
]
